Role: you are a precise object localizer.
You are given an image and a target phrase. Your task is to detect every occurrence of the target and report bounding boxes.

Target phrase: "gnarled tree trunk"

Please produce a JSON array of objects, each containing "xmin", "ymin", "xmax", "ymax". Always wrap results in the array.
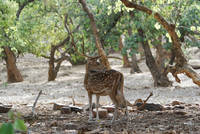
[
  {"xmin": 3, "ymin": 46, "xmax": 23, "ymax": 83},
  {"xmin": 155, "ymin": 38, "xmax": 171, "ymax": 73},
  {"xmin": 121, "ymin": 0, "xmax": 200, "ymax": 87},
  {"xmin": 138, "ymin": 28, "xmax": 171, "ymax": 87},
  {"xmin": 79, "ymin": 0, "xmax": 110, "ymax": 69},
  {"xmin": 48, "ymin": 37, "xmax": 70, "ymax": 81},
  {"xmin": 119, "ymin": 35, "xmax": 131, "ymax": 67}
]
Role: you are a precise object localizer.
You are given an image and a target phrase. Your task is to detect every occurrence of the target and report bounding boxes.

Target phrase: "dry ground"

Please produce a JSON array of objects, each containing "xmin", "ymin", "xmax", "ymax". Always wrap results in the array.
[{"xmin": 0, "ymin": 48, "xmax": 200, "ymax": 133}]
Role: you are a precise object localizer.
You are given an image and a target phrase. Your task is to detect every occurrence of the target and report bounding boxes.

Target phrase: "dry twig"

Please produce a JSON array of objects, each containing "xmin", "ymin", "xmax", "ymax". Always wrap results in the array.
[
  {"xmin": 32, "ymin": 90, "xmax": 42, "ymax": 116},
  {"xmin": 137, "ymin": 92, "xmax": 153, "ymax": 110}
]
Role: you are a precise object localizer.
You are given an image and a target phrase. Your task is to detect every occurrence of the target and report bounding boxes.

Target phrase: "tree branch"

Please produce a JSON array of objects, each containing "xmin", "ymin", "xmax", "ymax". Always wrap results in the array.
[
  {"xmin": 101, "ymin": 11, "xmax": 124, "ymax": 45},
  {"xmin": 79, "ymin": 0, "xmax": 111, "ymax": 69},
  {"xmin": 16, "ymin": 0, "xmax": 35, "ymax": 20}
]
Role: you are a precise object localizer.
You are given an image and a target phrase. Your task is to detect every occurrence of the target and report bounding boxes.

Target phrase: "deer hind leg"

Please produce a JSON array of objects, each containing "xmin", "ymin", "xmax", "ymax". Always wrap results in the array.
[
  {"xmin": 88, "ymin": 92, "xmax": 93, "ymax": 121},
  {"xmin": 96, "ymin": 95, "xmax": 100, "ymax": 120},
  {"xmin": 110, "ymin": 95, "xmax": 118, "ymax": 123}
]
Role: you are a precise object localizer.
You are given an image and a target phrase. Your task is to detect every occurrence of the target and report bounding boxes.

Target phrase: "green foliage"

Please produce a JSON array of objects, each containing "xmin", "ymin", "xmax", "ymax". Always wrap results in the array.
[
  {"xmin": 0, "ymin": 123, "xmax": 14, "ymax": 134},
  {"xmin": 0, "ymin": 0, "xmax": 199, "ymax": 61},
  {"xmin": 124, "ymin": 34, "xmax": 140, "ymax": 55},
  {"xmin": 0, "ymin": 111, "xmax": 27, "ymax": 134}
]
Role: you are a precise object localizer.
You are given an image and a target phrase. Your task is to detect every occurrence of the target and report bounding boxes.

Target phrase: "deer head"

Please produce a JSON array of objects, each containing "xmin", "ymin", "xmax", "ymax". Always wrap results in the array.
[{"xmin": 85, "ymin": 56, "xmax": 106, "ymax": 74}]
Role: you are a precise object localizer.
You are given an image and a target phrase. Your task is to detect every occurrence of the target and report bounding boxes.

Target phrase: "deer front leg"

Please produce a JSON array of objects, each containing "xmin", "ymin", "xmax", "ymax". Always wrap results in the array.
[
  {"xmin": 88, "ymin": 92, "xmax": 93, "ymax": 121},
  {"xmin": 96, "ymin": 95, "xmax": 100, "ymax": 120}
]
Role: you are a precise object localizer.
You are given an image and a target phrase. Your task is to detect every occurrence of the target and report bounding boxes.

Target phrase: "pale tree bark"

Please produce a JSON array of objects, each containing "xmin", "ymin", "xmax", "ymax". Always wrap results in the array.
[
  {"xmin": 130, "ymin": 54, "xmax": 142, "ymax": 74},
  {"xmin": 138, "ymin": 28, "xmax": 171, "ymax": 87},
  {"xmin": 119, "ymin": 35, "xmax": 131, "ymax": 67},
  {"xmin": 79, "ymin": 0, "xmax": 111, "ymax": 69},
  {"xmin": 121, "ymin": 0, "xmax": 200, "ymax": 87},
  {"xmin": 3, "ymin": 46, "xmax": 23, "ymax": 83}
]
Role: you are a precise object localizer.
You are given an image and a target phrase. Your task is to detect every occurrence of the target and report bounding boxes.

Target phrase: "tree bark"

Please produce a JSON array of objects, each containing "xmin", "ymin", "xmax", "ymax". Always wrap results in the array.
[
  {"xmin": 121, "ymin": 0, "xmax": 200, "ymax": 87},
  {"xmin": 119, "ymin": 35, "xmax": 131, "ymax": 67},
  {"xmin": 138, "ymin": 29, "xmax": 171, "ymax": 87},
  {"xmin": 48, "ymin": 37, "xmax": 70, "ymax": 81},
  {"xmin": 3, "ymin": 46, "xmax": 23, "ymax": 83},
  {"xmin": 130, "ymin": 54, "xmax": 142, "ymax": 74},
  {"xmin": 127, "ymin": 22, "xmax": 142, "ymax": 73},
  {"xmin": 155, "ymin": 37, "xmax": 171, "ymax": 73},
  {"xmin": 16, "ymin": 0, "xmax": 35, "ymax": 20},
  {"xmin": 79, "ymin": 0, "xmax": 111, "ymax": 69}
]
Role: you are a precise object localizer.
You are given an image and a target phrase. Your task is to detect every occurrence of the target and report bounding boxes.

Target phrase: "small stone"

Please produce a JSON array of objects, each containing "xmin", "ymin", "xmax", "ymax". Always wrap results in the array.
[
  {"xmin": 102, "ymin": 105, "xmax": 115, "ymax": 113},
  {"xmin": 174, "ymin": 111, "xmax": 187, "ymax": 115},
  {"xmin": 93, "ymin": 108, "xmax": 108, "ymax": 118},
  {"xmin": 69, "ymin": 105, "xmax": 83, "ymax": 113},
  {"xmin": 83, "ymin": 103, "xmax": 96, "ymax": 111},
  {"xmin": 173, "ymin": 106, "xmax": 185, "ymax": 110},
  {"xmin": 171, "ymin": 101, "xmax": 181, "ymax": 106},
  {"xmin": 0, "ymin": 105, "xmax": 12, "ymax": 113},
  {"xmin": 64, "ymin": 130, "xmax": 79, "ymax": 134},
  {"xmin": 50, "ymin": 121, "xmax": 58, "ymax": 127},
  {"xmin": 53, "ymin": 103, "xmax": 65, "ymax": 110},
  {"xmin": 61, "ymin": 106, "xmax": 71, "ymax": 114}
]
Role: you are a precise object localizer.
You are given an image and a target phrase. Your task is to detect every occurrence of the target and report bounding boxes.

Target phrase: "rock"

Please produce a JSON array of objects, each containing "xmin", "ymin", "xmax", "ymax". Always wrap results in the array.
[
  {"xmin": 0, "ymin": 105, "xmax": 12, "ymax": 113},
  {"xmin": 61, "ymin": 106, "xmax": 71, "ymax": 114},
  {"xmin": 64, "ymin": 130, "xmax": 79, "ymax": 134},
  {"xmin": 93, "ymin": 108, "xmax": 108, "ymax": 118},
  {"xmin": 174, "ymin": 111, "xmax": 187, "ymax": 115},
  {"xmin": 102, "ymin": 105, "xmax": 115, "ymax": 113},
  {"xmin": 85, "ymin": 128, "xmax": 103, "ymax": 134},
  {"xmin": 83, "ymin": 103, "xmax": 96, "ymax": 111},
  {"xmin": 189, "ymin": 59, "xmax": 200, "ymax": 69},
  {"xmin": 65, "ymin": 123, "xmax": 78, "ymax": 130},
  {"xmin": 69, "ymin": 105, "xmax": 83, "ymax": 113},
  {"xmin": 53, "ymin": 103, "xmax": 65, "ymax": 110},
  {"xmin": 173, "ymin": 106, "xmax": 185, "ymax": 110},
  {"xmin": 49, "ymin": 121, "xmax": 58, "ymax": 127},
  {"xmin": 164, "ymin": 106, "xmax": 172, "ymax": 110},
  {"xmin": 171, "ymin": 101, "xmax": 181, "ymax": 106}
]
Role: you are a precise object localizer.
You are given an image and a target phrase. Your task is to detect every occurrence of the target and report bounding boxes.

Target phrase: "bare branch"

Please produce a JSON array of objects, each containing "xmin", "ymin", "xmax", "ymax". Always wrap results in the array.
[{"xmin": 32, "ymin": 90, "xmax": 42, "ymax": 116}]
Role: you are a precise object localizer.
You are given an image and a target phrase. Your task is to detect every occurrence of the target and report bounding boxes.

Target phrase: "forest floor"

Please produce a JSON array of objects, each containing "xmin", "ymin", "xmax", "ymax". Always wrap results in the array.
[{"xmin": 1, "ymin": 47, "xmax": 200, "ymax": 134}]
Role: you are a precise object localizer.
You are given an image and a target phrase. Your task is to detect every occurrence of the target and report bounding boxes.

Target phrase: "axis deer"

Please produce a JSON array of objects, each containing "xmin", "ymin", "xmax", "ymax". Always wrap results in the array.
[
  {"xmin": 84, "ymin": 56, "xmax": 132, "ymax": 122},
  {"xmin": 69, "ymin": 33, "xmax": 132, "ymax": 122}
]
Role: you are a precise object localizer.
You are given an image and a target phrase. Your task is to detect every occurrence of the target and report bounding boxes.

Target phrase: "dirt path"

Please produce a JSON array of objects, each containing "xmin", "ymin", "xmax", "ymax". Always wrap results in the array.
[
  {"xmin": 0, "ymin": 53, "xmax": 200, "ymax": 106},
  {"xmin": 0, "ymin": 53, "xmax": 200, "ymax": 133}
]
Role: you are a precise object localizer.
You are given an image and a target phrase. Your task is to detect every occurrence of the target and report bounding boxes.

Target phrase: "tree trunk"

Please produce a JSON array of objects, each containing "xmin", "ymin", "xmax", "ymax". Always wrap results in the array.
[
  {"xmin": 48, "ymin": 37, "xmax": 70, "ymax": 81},
  {"xmin": 119, "ymin": 35, "xmax": 131, "ymax": 67},
  {"xmin": 130, "ymin": 54, "xmax": 142, "ymax": 74},
  {"xmin": 79, "ymin": 0, "xmax": 110, "ymax": 69},
  {"xmin": 48, "ymin": 49, "xmax": 57, "ymax": 81},
  {"xmin": 155, "ymin": 38, "xmax": 171, "ymax": 73},
  {"xmin": 121, "ymin": 0, "xmax": 200, "ymax": 87},
  {"xmin": 127, "ymin": 23, "xmax": 142, "ymax": 73},
  {"xmin": 138, "ymin": 29, "xmax": 171, "ymax": 87},
  {"xmin": 3, "ymin": 46, "xmax": 23, "ymax": 83}
]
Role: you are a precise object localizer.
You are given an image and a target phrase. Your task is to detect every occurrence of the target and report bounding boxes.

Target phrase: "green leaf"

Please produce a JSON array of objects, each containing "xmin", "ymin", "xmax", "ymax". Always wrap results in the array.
[
  {"xmin": 0, "ymin": 123, "xmax": 14, "ymax": 134},
  {"xmin": 14, "ymin": 119, "xmax": 27, "ymax": 132},
  {"xmin": 8, "ymin": 111, "xmax": 15, "ymax": 120}
]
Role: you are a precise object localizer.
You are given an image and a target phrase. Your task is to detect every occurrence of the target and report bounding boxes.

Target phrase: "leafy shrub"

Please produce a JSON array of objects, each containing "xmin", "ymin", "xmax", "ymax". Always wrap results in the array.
[{"xmin": 0, "ymin": 111, "xmax": 27, "ymax": 134}]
